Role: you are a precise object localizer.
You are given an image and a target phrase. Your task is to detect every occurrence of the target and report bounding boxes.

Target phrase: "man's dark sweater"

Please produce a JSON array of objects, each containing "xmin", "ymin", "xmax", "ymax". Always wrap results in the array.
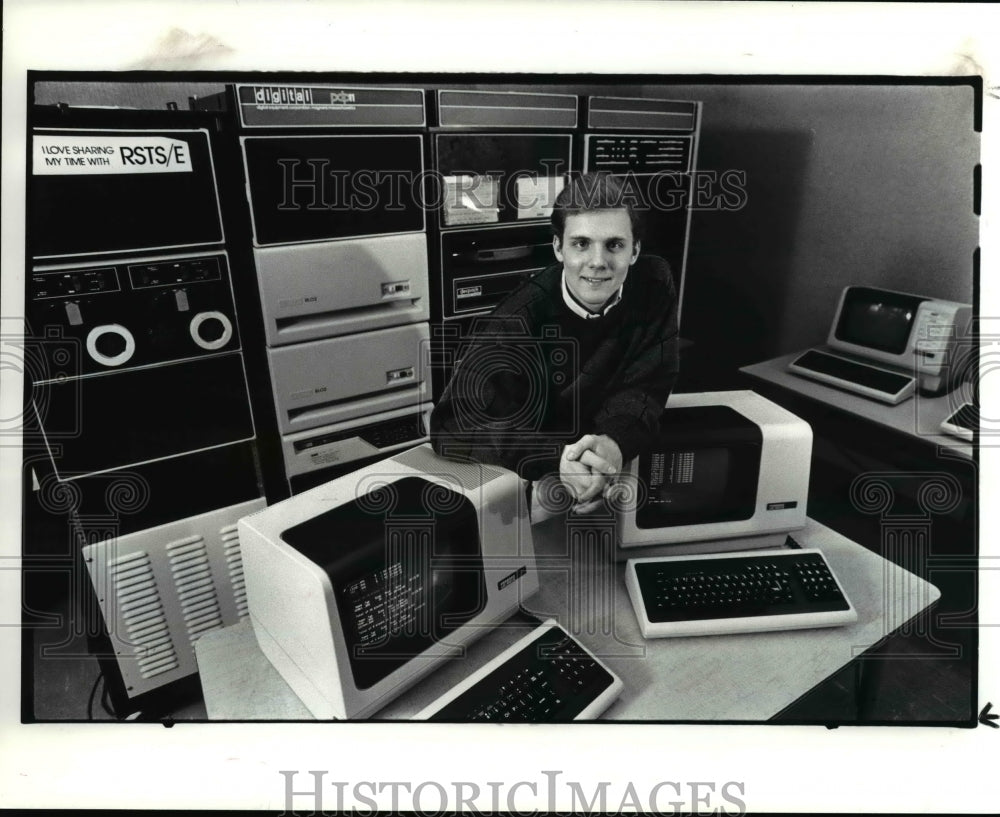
[{"xmin": 430, "ymin": 255, "xmax": 679, "ymax": 480}]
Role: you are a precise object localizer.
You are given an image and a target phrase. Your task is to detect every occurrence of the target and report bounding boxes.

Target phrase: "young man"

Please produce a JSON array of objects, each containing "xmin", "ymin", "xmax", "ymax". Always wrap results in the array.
[{"xmin": 431, "ymin": 172, "xmax": 679, "ymax": 512}]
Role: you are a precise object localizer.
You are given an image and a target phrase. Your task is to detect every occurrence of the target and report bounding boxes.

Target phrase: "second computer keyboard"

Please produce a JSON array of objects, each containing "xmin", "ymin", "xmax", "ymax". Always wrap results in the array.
[
  {"xmin": 787, "ymin": 348, "xmax": 915, "ymax": 404},
  {"xmin": 625, "ymin": 548, "xmax": 857, "ymax": 638},
  {"xmin": 414, "ymin": 619, "xmax": 623, "ymax": 722}
]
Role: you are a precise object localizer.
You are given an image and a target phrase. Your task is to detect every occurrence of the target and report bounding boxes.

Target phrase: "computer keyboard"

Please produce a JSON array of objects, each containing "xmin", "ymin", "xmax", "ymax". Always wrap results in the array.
[
  {"xmin": 787, "ymin": 348, "xmax": 915, "ymax": 404},
  {"xmin": 625, "ymin": 548, "xmax": 857, "ymax": 638},
  {"xmin": 414, "ymin": 619, "xmax": 623, "ymax": 722}
]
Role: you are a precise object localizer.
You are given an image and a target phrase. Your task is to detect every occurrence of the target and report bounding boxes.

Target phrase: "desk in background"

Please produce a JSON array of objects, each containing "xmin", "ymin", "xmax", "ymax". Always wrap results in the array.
[
  {"xmin": 740, "ymin": 351, "xmax": 972, "ymax": 460},
  {"xmin": 195, "ymin": 517, "xmax": 940, "ymax": 722},
  {"xmin": 738, "ymin": 350, "xmax": 976, "ymax": 561}
]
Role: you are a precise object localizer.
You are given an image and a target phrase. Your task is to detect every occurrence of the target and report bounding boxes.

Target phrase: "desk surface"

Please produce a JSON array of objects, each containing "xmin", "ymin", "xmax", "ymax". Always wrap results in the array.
[
  {"xmin": 740, "ymin": 351, "xmax": 972, "ymax": 460},
  {"xmin": 195, "ymin": 516, "xmax": 940, "ymax": 721}
]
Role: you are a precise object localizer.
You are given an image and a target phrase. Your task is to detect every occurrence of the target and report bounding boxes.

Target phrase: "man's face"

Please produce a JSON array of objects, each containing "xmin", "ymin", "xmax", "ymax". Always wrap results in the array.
[{"xmin": 553, "ymin": 209, "xmax": 640, "ymax": 311}]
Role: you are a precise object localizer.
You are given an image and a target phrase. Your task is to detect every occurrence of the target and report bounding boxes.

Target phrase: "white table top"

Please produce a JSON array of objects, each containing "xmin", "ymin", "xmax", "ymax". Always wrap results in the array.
[
  {"xmin": 740, "ymin": 351, "xmax": 972, "ymax": 460},
  {"xmin": 195, "ymin": 516, "xmax": 940, "ymax": 721}
]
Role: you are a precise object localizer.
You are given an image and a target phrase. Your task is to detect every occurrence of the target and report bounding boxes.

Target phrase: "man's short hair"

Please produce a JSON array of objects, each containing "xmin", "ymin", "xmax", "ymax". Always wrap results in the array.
[{"xmin": 550, "ymin": 171, "xmax": 646, "ymax": 245}]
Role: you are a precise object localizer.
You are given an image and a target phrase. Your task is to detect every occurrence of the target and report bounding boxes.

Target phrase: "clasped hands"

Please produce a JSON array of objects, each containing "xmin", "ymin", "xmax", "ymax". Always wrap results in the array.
[{"xmin": 559, "ymin": 433, "xmax": 623, "ymax": 514}]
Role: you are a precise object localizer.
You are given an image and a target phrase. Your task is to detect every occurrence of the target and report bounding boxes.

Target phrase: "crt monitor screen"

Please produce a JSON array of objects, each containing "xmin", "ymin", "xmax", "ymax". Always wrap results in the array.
[
  {"xmin": 634, "ymin": 406, "xmax": 762, "ymax": 529},
  {"xmin": 834, "ymin": 287, "xmax": 927, "ymax": 355},
  {"xmin": 279, "ymin": 476, "xmax": 487, "ymax": 690}
]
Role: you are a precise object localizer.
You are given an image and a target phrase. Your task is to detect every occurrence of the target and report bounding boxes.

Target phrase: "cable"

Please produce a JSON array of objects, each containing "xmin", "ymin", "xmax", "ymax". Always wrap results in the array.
[
  {"xmin": 100, "ymin": 675, "xmax": 116, "ymax": 719},
  {"xmin": 86, "ymin": 671, "xmax": 103, "ymax": 720}
]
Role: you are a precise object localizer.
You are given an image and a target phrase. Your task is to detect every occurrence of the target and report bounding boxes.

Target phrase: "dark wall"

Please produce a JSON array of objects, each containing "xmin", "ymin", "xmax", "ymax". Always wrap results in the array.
[{"xmin": 640, "ymin": 84, "xmax": 979, "ymax": 383}]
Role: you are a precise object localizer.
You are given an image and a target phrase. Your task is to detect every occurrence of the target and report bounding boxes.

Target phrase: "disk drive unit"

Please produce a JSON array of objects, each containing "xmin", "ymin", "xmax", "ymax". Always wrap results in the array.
[
  {"xmin": 253, "ymin": 232, "xmax": 429, "ymax": 346},
  {"xmin": 28, "ymin": 113, "xmax": 258, "ymax": 483},
  {"xmin": 281, "ymin": 403, "xmax": 435, "ymax": 494},
  {"xmin": 27, "ymin": 251, "xmax": 256, "ymax": 480},
  {"xmin": 267, "ymin": 322, "xmax": 431, "ymax": 435}
]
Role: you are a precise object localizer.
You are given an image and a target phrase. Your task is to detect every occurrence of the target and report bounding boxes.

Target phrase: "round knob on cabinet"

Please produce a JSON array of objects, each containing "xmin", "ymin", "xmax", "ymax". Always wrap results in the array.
[
  {"xmin": 189, "ymin": 311, "xmax": 233, "ymax": 350},
  {"xmin": 85, "ymin": 324, "xmax": 135, "ymax": 367}
]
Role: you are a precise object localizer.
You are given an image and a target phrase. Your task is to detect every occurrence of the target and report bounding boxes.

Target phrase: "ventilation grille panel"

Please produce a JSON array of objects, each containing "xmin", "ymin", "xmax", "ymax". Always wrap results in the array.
[
  {"xmin": 221, "ymin": 524, "xmax": 249, "ymax": 619},
  {"xmin": 109, "ymin": 551, "xmax": 179, "ymax": 679},
  {"xmin": 82, "ymin": 497, "xmax": 267, "ymax": 700},
  {"xmin": 168, "ymin": 534, "xmax": 225, "ymax": 642}
]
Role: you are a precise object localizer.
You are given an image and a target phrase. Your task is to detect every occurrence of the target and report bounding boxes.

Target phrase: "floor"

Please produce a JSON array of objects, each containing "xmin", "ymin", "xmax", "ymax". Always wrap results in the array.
[{"xmin": 776, "ymin": 629, "xmax": 974, "ymax": 724}]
